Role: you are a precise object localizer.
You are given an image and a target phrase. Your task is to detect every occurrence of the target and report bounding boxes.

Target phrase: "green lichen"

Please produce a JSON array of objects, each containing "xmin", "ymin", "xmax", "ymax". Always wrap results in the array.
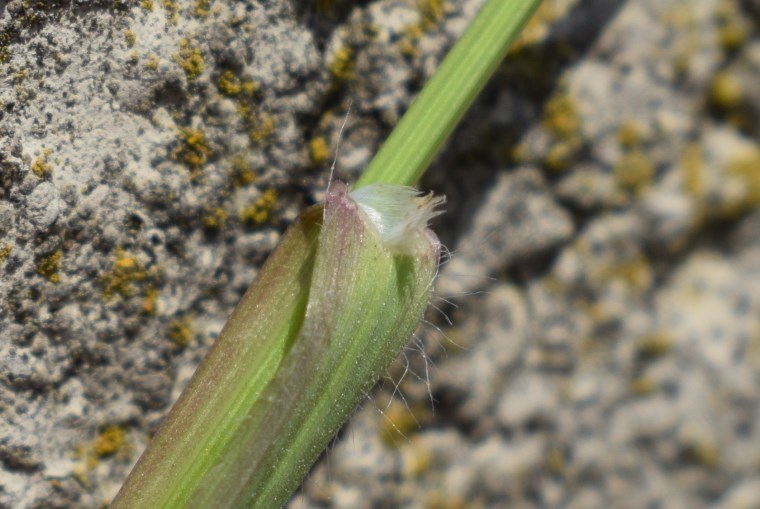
[
  {"xmin": 37, "ymin": 251, "xmax": 62, "ymax": 283},
  {"xmin": 239, "ymin": 189, "xmax": 277, "ymax": 225}
]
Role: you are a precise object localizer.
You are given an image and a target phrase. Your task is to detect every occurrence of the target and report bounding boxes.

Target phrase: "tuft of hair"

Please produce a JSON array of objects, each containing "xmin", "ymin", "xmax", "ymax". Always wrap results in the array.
[{"xmin": 349, "ymin": 184, "xmax": 445, "ymax": 255}]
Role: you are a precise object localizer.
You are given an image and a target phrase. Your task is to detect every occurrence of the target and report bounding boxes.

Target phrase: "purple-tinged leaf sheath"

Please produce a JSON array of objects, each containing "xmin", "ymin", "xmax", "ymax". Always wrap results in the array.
[{"xmin": 113, "ymin": 181, "xmax": 442, "ymax": 509}]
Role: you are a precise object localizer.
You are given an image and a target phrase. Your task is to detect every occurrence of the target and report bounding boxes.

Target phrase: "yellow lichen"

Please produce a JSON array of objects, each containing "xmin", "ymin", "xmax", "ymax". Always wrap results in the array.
[
  {"xmin": 544, "ymin": 140, "xmax": 580, "ymax": 172},
  {"xmin": 316, "ymin": 0, "xmax": 335, "ymax": 11},
  {"xmin": 400, "ymin": 23, "xmax": 423, "ymax": 57},
  {"xmin": 617, "ymin": 120, "xmax": 643, "ymax": 148},
  {"xmin": 93, "ymin": 425, "xmax": 127, "ymax": 457},
  {"xmin": 142, "ymin": 288, "xmax": 159, "ymax": 315},
  {"xmin": 202, "ymin": 206, "xmax": 227, "ymax": 230},
  {"xmin": 37, "ymin": 251, "xmax": 62, "ymax": 283},
  {"xmin": 542, "ymin": 91, "xmax": 583, "ymax": 172},
  {"xmin": 192, "ymin": 0, "xmax": 212, "ymax": 17},
  {"xmin": 11, "ymin": 69, "xmax": 28, "ymax": 83},
  {"xmin": 544, "ymin": 446, "xmax": 566, "ymax": 475},
  {"xmin": 162, "ymin": 0, "xmax": 179, "ymax": 22},
  {"xmin": 169, "ymin": 316, "xmax": 193, "ymax": 347},
  {"xmin": 636, "ymin": 331, "xmax": 673, "ymax": 360},
  {"xmin": 308, "ymin": 136, "xmax": 331, "ymax": 166},
  {"xmin": 425, "ymin": 493, "xmax": 471, "ymax": 509},
  {"xmin": 629, "ymin": 376, "xmax": 657, "ymax": 396},
  {"xmin": 144, "ymin": 53, "xmax": 160, "ymax": 70},
  {"xmin": 418, "ymin": 0, "xmax": 444, "ymax": 29},
  {"xmin": 124, "ymin": 29, "xmax": 137, "ymax": 47},
  {"xmin": 32, "ymin": 148, "xmax": 53, "ymax": 179},
  {"xmin": 72, "ymin": 442, "xmax": 100, "ymax": 479},
  {"xmin": 174, "ymin": 127, "xmax": 210, "ymax": 171},
  {"xmin": 725, "ymin": 147, "xmax": 760, "ymax": 211},
  {"xmin": 709, "ymin": 70, "xmax": 743, "ymax": 110},
  {"xmin": 241, "ymin": 79, "xmax": 259, "ymax": 97},
  {"xmin": 401, "ymin": 439, "xmax": 432, "ymax": 478},
  {"xmin": 681, "ymin": 143, "xmax": 706, "ymax": 198},
  {"xmin": 330, "ymin": 46, "xmax": 355, "ymax": 82},
  {"xmin": 104, "ymin": 249, "xmax": 146, "ymax": 297},
  {"xmin": 239, "ymin": 189, "xmax": 278, "ymax": 225},
  {"xmin": 614, "ymin": 149, "xmax": 655, "ymax": 193},
  {"xmin": 379, "ymin": 399, "xmax": 420, "ymax": 448},
  {"xmin": 175, "ymin": 38, "xmax": 204, "ymax": 80},
  {"xmin": 544, "ymin": 91, "xmax": 580, "ymax": 139},
  {"xmin": 512, "ymin": 0, "xmax": 567, "ymax": 50},
  {"xmin": 141, "ymin": 0, "xmax": 154, "ymax": 10},
  {"xmin": 217, "ymin": 70, "xmax": 242, "ymax": 96},
  {"xmin": 230, "ymin": 155, "xmax": 256, "ymax": 187},
  {"xmin": 0, "ymin": 244, "xmax": 13, "ymax": 265},
  {"xmin": 682, "ymin": 437, "xmax": 721, "ymax": 468},
  {"xmin": 247, "ymin": 112, "xmax": 275, "ymax": 144},
  {"xmin": 595, "ymin": 256, "xmax": 654, "ymax": 292},
  {"xmin": 715, "ymin": 0, "xmax": 747, "ymax": 51}
]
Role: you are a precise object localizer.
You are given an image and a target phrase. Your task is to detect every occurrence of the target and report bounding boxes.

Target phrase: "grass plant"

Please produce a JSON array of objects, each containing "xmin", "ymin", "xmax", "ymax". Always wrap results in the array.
[{"xmin": 112, "ymin": 1, "xmax": 543, "ymax": 507}]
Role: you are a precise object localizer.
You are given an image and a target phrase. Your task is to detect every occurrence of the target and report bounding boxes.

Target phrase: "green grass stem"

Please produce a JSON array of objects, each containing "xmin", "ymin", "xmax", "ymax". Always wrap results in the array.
[{"xmin": 356, "ymin": 0, "xmax": 543, "ymax": 188}]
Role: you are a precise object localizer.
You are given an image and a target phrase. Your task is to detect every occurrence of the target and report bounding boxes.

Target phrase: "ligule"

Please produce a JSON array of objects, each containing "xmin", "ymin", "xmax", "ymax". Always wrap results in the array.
[{"xmin": 112, "ymin": 181, "xmax": 443, "ymax": 509}]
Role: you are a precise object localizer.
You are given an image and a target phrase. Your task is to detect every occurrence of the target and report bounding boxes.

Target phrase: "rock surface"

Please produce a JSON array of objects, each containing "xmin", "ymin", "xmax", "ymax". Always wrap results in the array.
[{"xmin": 1, "ymin": 0, "xmax": 759, "ymax": 508}]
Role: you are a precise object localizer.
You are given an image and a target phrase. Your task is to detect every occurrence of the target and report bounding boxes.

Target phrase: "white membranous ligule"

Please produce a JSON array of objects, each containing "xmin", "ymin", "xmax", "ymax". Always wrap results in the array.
[
  {"xmin": 346, "ymin": 183, "xmax": 450, "ymax": 417},
  {"xmin": 349, "ymin": 184, "xmax": 446, "ymax": 256}
]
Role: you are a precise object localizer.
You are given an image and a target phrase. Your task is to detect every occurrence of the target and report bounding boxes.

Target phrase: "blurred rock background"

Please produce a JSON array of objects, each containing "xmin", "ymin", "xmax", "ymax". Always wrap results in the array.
[{"xmin": 1, "ymin": 0, "xmax": 759, "ymax": 507}]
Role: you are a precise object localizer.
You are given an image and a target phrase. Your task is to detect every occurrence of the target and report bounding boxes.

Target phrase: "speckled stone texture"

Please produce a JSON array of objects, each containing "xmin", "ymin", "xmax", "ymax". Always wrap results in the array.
[{"xmin": 2, "ymin": 0, "xmax": 760, "ymax": 508}]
